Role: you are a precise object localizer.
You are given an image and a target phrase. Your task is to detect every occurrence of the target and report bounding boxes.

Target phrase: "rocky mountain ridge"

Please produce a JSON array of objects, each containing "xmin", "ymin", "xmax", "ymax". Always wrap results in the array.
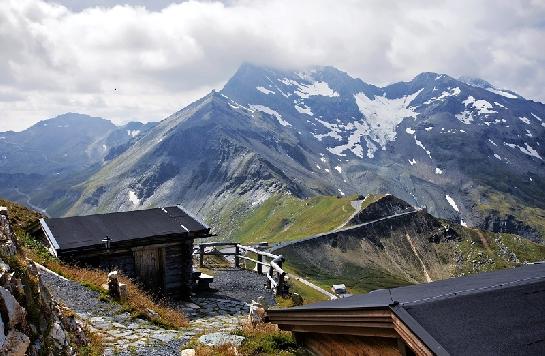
[
  {"xmin": 1, "ymin": 64, "xmax": 544, "ymax": 241},
  {"xmin": 276, "ymin": 195, "xmax": 545, "ymax": 293}
]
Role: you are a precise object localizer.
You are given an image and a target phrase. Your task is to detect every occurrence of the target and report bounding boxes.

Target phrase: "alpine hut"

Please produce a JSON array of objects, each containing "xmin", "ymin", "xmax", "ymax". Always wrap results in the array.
[{"xmin": 37, "ymin": 206, "xmax": 211, "ymax": 300}]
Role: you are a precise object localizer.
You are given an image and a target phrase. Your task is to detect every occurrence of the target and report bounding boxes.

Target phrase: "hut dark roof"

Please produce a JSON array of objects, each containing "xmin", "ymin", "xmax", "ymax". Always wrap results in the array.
[
  {"xmin": 268, "ymin": 263, "xmax": 545, "ymax": 355},
  {"xmin": 41, "ymin": 206, "xmax": 210, "ymax": 252}
]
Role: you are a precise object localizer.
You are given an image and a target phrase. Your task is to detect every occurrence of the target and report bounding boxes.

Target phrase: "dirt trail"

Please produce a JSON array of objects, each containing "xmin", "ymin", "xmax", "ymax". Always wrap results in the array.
[
  {"xmin": 334, "ymin": 199, "xmax": 364, "ymax": 230},
  {"xmin": 405, "ymin": 233, "xmax": 432, "ymax": 283}
]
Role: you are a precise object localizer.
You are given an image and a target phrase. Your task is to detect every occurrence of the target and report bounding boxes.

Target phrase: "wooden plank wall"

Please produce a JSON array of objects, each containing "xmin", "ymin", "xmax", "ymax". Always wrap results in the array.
[
  {"xmin": 164, "ymin": 240, "xmax": 193, "ymax": 299},
  {"xmin": 301, "ymin": 333, "xmax": 402, "ymax": 356}
]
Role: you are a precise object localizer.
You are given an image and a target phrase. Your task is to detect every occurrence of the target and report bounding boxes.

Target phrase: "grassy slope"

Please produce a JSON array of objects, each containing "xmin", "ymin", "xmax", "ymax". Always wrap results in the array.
[
  {"xmin": 282, "ymin": 223, "xmax": 545, "ymax": 295},
  {"xmin": 231, "ymin": 194, "xmax": 359, "ymax": 244},
  {"xmin": 228, "ymin": 193, "xmax": 545, "ymax": 295},
  {"xmin": 472, "ymin": 187, "xmax": 545, "ymax": 239}
]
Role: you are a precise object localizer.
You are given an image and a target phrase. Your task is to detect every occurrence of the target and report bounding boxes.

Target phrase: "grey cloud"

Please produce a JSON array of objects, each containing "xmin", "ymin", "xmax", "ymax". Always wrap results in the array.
[{"xmin": 0, "ymin": 0, "xmax": 544, "ymax": 131}]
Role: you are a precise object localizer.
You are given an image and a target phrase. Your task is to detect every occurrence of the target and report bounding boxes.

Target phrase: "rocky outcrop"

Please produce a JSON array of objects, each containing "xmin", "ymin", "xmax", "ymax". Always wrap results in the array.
[
  {"xmin": 480, "ymin": 214, "xmax": 542, "ymax": 243},
  {"xmin": 0, "ymin": 207, "xmax": 88, "ymax": 355},
  {"xmin": 348, "ymin": 195, "xmax": 416, "ymax": 225}
]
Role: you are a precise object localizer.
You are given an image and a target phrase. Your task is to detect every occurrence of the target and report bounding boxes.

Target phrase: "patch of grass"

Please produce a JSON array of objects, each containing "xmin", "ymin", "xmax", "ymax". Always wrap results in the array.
[
  {"xmin": 232, "ymin": 194, "xmax": 357, "ymax": 244},
  {"xmin": 282, "ymin": 253, "xmax": 413, "ymax": 295},
  {"xmin": 236, "ymin": 322, "xmax": 301, "ymax": 355},
  {"xmin": 186, "ymin": 322, "xmax": 308, "ymax": 355},
  {"xmin": 0, "ymin": 198, "xmax": 43, "ymax": 236},
  {"xmin": 283, "ymin": 277, "xmax": 330, "ymax": 305},
  {"xmin": 473, "ymin": 188, "xmax": 545, "ymax": 239},
  {"xmin": 75, "ymin": 328, "xmax": 105, "ymax": 356}
]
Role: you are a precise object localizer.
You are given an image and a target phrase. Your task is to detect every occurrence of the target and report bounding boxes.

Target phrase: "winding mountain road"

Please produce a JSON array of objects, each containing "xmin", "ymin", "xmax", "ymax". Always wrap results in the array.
[{"xmin": 270, "ymin": 208, "xmax": 422, "ymax": 253}]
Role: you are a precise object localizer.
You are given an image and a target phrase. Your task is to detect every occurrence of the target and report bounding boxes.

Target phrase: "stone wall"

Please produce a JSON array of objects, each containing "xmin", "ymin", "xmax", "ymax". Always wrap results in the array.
[{"xmin": 0, "ymin": 208, "xmax": 87, "ymax": 355}]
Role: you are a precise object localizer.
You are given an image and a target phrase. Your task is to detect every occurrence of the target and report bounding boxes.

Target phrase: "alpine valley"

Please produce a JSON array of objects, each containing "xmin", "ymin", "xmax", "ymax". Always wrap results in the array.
[{"xmin": 1, "ymin": 64, "xmax": 544, "ymax": 241}]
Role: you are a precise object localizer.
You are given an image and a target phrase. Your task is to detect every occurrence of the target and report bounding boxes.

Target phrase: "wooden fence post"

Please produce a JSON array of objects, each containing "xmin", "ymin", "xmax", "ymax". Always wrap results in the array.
[
  {"xmin": 234, "ymin": 244, "xmax": 240, "ymax": 268},
  {"xmin": 275, "ymin": 256, "xmax": 285, "ymax": 296},
  {"xmin": 199, "ymin": 245, "xmax": 204, "ymax": 268},
  {"xmin": 277, "ymin": 272, "xmax": 286, "ymax": 296},
  {"xmin": 257, "ymin": 253, "xmax": 263, "ymax": 274},
  {"xmin": 267, "ymin": 265, "xmax": 273, "ymax": 289}
]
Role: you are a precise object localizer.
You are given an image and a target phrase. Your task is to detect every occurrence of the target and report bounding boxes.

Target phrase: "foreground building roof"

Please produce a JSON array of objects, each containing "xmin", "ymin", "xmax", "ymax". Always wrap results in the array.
[{"xmin": 268, "ymin": 263, "xmax": 545, "ymax": 355}]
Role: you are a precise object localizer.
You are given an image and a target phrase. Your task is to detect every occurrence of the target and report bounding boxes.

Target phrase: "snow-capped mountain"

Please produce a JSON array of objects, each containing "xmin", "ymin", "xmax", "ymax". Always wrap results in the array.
[
  {"xmin": 218, "ymin": 64, "xmax": 544, "ymax": 234},
  {"xmin": 6, "ymin": 64, "xmax": 545, "ymax": 240}
]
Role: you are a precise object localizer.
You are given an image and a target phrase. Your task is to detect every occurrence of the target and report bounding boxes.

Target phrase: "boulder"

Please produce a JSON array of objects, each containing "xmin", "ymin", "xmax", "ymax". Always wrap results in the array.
[
  {"xmin": 198, "ymin": 332, "xmax": 245, "ymax": 347},
  {"xmin": 118, "ymin": 283, "xmax": 128, "ymax": 303},
  {"xmin": 107, "ymin": 271, "xmax": 120, "ymax": 299},
  {"xmin": 0, "ymin": 286, "xmax": 26, "ymax": 329},
  {"xmin": 248, "ymin": 299, "xmax": 266, "ymax": 325},
  {"xmin": 1, "ymin": 330, "xmax": 30, "ymax": 356},
  {"xmin": 0, "ymin": 316, "xmax": 6, "ymax": 350},
  {"xmin": 291, "ymin": 292, "xmax": 304, "ymax": 306},
  {"xmin": 49, "ymin": 321, "xmax": 68, "ymax": 348}
]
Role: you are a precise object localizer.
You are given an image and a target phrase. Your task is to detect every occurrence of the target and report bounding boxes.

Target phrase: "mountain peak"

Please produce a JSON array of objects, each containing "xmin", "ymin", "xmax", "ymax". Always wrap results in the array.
[{"xmin": 458, "ymin": 76, "xmax": 493, "ymax": 89}]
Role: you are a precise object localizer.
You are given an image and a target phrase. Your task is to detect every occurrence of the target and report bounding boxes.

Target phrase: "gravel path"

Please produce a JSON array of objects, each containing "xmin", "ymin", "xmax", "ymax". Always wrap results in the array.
[
  {"xmin": 38, "ymin": 264, "xmax": 275, "ymax": 355},
  {"xmin": 202, "ymin": 268, "xmax": 276, "ymax": 305},
  {"xmin": 39, "ymin": 266, "xmax": 122, "ymax": 316}
]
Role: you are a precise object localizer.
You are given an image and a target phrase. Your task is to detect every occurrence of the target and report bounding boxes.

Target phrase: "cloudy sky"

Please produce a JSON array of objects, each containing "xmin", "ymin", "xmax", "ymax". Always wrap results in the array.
[{"xmin": 1, "ymin": 0, "xmax": 544, "ymax": 131}]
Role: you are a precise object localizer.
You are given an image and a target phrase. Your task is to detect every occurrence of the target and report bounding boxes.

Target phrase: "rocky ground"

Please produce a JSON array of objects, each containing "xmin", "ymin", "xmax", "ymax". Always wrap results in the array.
[{"xmin": 38, "ymin": 265, "xmax": 275, "ymax": 355}]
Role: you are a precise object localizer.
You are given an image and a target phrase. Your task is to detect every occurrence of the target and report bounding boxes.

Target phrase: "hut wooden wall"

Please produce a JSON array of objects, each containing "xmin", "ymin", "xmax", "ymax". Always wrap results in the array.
[
  {"xmin": 58, "ymin": 239, "xmax": 195, "ymax": 300},
  {"xmin": 163, "ymin": 240, "xmax": 193, "ymax": 299},
  {"xmin": 299, "ymin": 333, "xmax": 402, "ymax": 356}
]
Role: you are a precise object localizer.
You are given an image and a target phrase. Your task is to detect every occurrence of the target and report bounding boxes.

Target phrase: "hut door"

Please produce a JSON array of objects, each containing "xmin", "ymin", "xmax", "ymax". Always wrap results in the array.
[{"xmin": 133, "ymin": 247, "xmax": 164, "ymax": 293}]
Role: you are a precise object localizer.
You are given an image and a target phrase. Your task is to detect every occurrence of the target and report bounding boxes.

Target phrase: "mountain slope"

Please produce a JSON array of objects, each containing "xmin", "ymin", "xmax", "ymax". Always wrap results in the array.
[
  {"xmin": 0, "ymin": 113, "xmax": 156, "ymax": 216},
  {"xmin": 274, "ymin": 196, "xmax": 545, "ymax": 293},
  {"xmin": 66, "ymin": 93, "xmax": 338, "ymax": 231}
]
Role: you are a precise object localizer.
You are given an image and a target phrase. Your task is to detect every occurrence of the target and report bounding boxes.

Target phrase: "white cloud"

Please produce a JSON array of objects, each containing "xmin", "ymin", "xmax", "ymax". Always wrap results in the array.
[{"xmin": 0, "ymin": 0, "xmax": 544, "ymax": 131}]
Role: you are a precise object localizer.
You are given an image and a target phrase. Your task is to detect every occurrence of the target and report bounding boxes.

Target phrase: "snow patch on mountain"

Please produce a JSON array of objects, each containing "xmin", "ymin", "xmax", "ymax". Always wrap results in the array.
[
  {"xmin": 456, "ymin": 96, "xmax": 497, "ymax": 124},
  {"xmin": 486, "ymin": 87, "xmax": 518, "ymax": 99},
  {"xmin": 128, "ymin": 130, "xmax": 140, "ymax": 137},
  {"xmin": 423, "ymin": 87, "xmax": 461, "ymax": 104},
  {"xmin": 462, "ymin": 96, "xmax": 497, "ymax": 115},
  {"xmin": 504, "ymin": 142, "xmax": 542, "ymax": 160},
  {"xmin": 334, "ymin": 166, "xmax": 342, "ymax": 173},
  {"xmin": 435, "ymin": 167, "xmax": 443, "ymax": 174},
  {"xmin": 256, "ymin": 86, "xmax": 275, "ymax": 95},
  {"xmin": 414, "ymin": 136, "xmax": 432, "ymax": 158},
  {"xmin": 295, "ymin": 104, "xmax": 313, "ymax": 116},
  {"xmin": 314, "ymin": 119, "xmax": 343, "ymax": 141},
  {"xmin": 494, "ymin": 102, "xmax": 506, "ymax": 109},
  {"xmin": 445, "ymin": 194, "xmax": 460, "ymax": 212},
  {"xmin": 295, "ymin": 81, "xmax": 339, "ymax": 98},
  {"xmin": 408, "ymin": 158, "xmax": 416, "ymax": 166},
  {"xmin": 353, "ymin": 89, "xmax": 422, "ymax": 149},
  {"xmin": 519, "ymin": 116, "xmax": 531, "ymax": 125},
  {"xmin": 250, "ymin": 105, "xmax": 291, "ymax": 127},
  {"xmin": 128, "ymin": 190, "xmax": 141, "ymax": 206},
  {"xmin": 326, "ymin": 120, "xmax": 380, "ymax": 159},
  {"xmin": 531, "ymin": 113, "xmax": 542, "ymax": 122}
]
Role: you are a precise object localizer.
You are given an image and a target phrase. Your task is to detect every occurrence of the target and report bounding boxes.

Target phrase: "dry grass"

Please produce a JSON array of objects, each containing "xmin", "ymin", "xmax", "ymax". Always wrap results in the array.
[
  {"xmin": 185, "ymin": 321, "xmax": 303, "ymax": 356},
  {"xmin": 76, "ymin": 327, "xmax": 105, "ymax": 356},
  {"xmin": 22, "ymin": 246, "xmax": 188, "ymax": 329},
  {"xmin": 194, "ymin": 344, "xmax": 240, "ymax": 356}
]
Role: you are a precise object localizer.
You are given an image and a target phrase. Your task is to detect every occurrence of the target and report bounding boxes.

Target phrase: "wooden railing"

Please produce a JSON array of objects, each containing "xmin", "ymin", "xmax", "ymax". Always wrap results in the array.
[{"xmin": 196, "ymin": 242, "xmax": 288, "ymax": 296}]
